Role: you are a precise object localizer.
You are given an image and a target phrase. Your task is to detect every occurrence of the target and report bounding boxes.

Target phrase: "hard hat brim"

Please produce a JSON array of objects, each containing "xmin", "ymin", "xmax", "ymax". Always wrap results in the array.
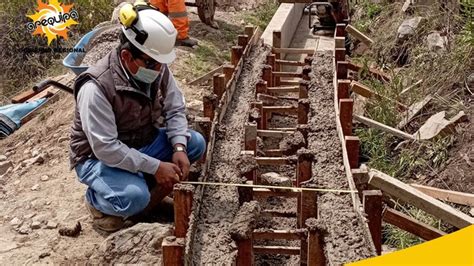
[{"xmin": 149, "ymin": 49, "xmax": 176, "ymax": 64}]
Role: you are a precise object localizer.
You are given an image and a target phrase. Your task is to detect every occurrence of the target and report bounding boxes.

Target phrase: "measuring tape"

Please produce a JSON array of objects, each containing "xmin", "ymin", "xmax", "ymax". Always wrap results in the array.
[{"xmin": 181, "ymin": 181, "xmax": 357, "ymax": 194}]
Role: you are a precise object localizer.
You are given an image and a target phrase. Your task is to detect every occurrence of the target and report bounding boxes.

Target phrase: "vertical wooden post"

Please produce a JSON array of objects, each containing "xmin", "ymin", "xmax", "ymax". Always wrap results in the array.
[
  {"xmin": 203, "ymin": 94, "xmax": 218, "ymax": 121},
  {"xmin": 236, "ymin": 238, "xmax": 253, "ymax": 266},
  {"xmin": 273, "ymin": 30, "xmax": 282, "ymax": 86},
  {"xmin": 345, "ymin": 136, "xmax": 360, "ymax": 169},
  {"xmin": 336, "ymin": 23, "xmax": 346, "ymax": 37},
  {"xmin": 299, "ymin": 80, "xmax": 309, "ymax": 99},
  {"xmin": 262, "ymin": 65, "xmax": 273, "ymax": 87},
  {"xmin": 267, "ymin": 54, "xmax": 276, "ymax": 86},
  {"xmin": 335, "ymin": 48, "xmax": 346, "ymax": 63},
  {"xmin": 245, "ymin": 25, "xmax": 255, "ymax": 39},
  {"xmin": 307, "ymin": 227, "xmax": 325, "ymax": 266},
  {"xmin": 238, "ymin": 34, "xmax": 249, "ymax": 48},
  {"xmin": 223, "ymin": 64, "xmax": 235, "ymax": 86},
  {"xmin": 302, "ymin": 66, "xmax": 312, "ymax": 81},
  {"xmin": 297, "ymin": 124, "xmax": 310, "ymax": 148},
  {"xmin": 231, "ymin": 46, "xmax": 244, "ymax": 66},
  {"xmin": 297, "ymin": 150, "xmax": 314, "ymax": 228},
  {"xmin": 337, "ymin": 61, "xmax": 348, "ymax": 80},
  {"xmin": 174, "ymin": 184, "xmax": 194, "ymax": 238},
  {"xmin": 194, "ymin": 116, "xmax": 211, "ymax": 144},
  {"xmin": 244, "ymin": 121, "xmax": 257, "ymax": 154},
  {"xmin": 162, "ymin": 236, "xmax": 184, "ymax": 266},
  {"xmin": 339, "ymin": 99, "xmax": 353, "ymax": 136},
  {"xmin": 298, "ymin": 99, "xmax": 310, "ymax": 125},
  {"xmin": 250, "ymin": 101, "xmax": 263, "ymax": 129},
  {"xmin": 300, "ymin": 186, "xmax": 318, "ymax": 264},
  {"xmin": 337, "ymin": 80, "xmax": 351, "ymax": 101},
  {"xmin": 335, "ymin": 37, "xmax": 345, "ymax": 49},
  {"xmin": 363, "ymin": 190, "xmax": 383, "ymax": 255},
  {"xmin": 213, "ymin": 73, "xmax": 226, "ymax": 99},
  {"xmin": 256, "ymin": 80, "xmax": 268, "ymax": 97}
]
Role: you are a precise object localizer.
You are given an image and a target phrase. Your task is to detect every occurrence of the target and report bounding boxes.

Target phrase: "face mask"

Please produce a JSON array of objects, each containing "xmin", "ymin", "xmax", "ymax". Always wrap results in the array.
[{"xmin": 131, "ymin": 66, "xmax": 160, "ymax": 84}]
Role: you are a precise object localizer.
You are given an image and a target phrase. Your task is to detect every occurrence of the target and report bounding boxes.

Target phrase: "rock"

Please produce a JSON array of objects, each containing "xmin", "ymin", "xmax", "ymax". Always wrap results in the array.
[
  {"xmin": 40, "ymin": 175, "xmax": 49, "ymax": 182},
  {"xmin": 0, "ymin": 155, "xmax": 7, "ymax": 162},
  {"xmin": 228, "ymin": 6, "xmax": 236, "ymax": 12},
  {"xmin": 469, "ymin": 208, "xmax": 474, "ymax": 217},
  {"xmin": 427, "ymin": 32, "xmax": 447, "ymax": 52},
  {"xmin": 46, "ymin": 221, "xmax": 58, "ymax": 229},
  {"xmin": 31, "ymin": 184, "xmax": 40, "ymax": 191},
  {"xmin": 90, "ymin": 223, "xmax": 173, "ymax": 264},
  {"xmin": 13, "ymin": 180, "xmax": 20, "ymax": 185},
  {"xmin": 10, "ymin": 217, "xmax": 22, "ymax": 227},
  {"xmin": 31, "ymin": 221, "xmax": 42, "ymax": 229},
  {"xmin": 0, "ymin": 160, "xmax": 13, "ymax": 175},
  {"xmin": 58, "ymin": 136, "xmax": 69, "ymax": 143},
  {"xmin": 397, "ymin": 17, "xmax": 424, "ymax": 42},
  {"xmin": 18, "ymin": 225, "xmax": 31, "ymax": 234},
  {"xmin": 260, "ymin": 172, "xmax": 292, "ymax": 188},
  {"xmin": 22, "ymin": 152, "xmax": 47, "ymax": 166},
  {"xmin": 39, "ymin": 252, "xmax": 51, "ymax": 259}
]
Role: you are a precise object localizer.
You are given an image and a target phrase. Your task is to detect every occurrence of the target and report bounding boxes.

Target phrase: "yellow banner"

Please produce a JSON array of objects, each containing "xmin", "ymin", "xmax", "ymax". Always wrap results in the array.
[{"xmin": 347, "ymin": 225, "xmax": 474, "ymax": 266}]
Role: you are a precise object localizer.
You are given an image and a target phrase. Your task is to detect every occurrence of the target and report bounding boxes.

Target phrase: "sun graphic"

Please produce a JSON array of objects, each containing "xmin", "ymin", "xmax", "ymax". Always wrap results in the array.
[{"xmin": 27, "ymin": 0, "xmax": 79, "ymax": 45}]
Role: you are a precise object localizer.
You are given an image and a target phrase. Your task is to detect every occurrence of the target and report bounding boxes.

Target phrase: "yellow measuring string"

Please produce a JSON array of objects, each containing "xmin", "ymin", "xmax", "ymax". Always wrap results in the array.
[{"xmin": 181, "ymin": 181, "xmax": 357, "ymax": 194}]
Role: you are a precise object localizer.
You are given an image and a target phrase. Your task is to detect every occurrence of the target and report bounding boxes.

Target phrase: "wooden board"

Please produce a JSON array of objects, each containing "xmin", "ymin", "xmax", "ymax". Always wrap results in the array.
[
  {"xmin": 188, "ymin": 65, "xmax": 223, "ymax": 85},
  {"xmin": 346, "ymin": 24, "xmax": 374, "ymax": 46},
  {"xmin": 383, "ymin": 207, "xmax": 446, "ymax": 241},
  {"xmin": 354, "ymin": 115, "xmax": 415, "ymax": 140},
  {"xmin": 368, "ymin": 169, "xmax": 474, "ymax": 228},
  {"xmin": 253, "ymin": 245, "xmax": 300, "ymax": 255},
  {"xmin": 253, "ymin": 229, "xmax": 306, "ymax": 240},
  {"xmin": 410, "ymin": 184, "xmax": 474, "ymax": 207}
]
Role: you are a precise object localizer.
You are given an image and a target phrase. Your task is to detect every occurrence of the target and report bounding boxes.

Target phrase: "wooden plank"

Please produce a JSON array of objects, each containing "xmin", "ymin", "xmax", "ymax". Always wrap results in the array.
[
  {"xmin": 272, "ymin": 47, "xmax": 315, "ymax": 55},
  {"xmin": 11, "ymin": 89, "xmax": 37, "ymax": 103},
  {"xmin": 262, "ymin": 149, "xmax": 284, "ymax": 157},
  {"xmin": 273, "ymin": 71, "xmax": 303, "ymax": 78},
  {"xmin": 354, "ymin": 115, "xmax": 415, "ymax": 140},
  {"xmin": 27, "ymin": 87, "xmax": 58, "ymax": 102},
  {"xmin": 256, "ymin": 157, "xmax": 290, "ymax": 166},
  {"xmin": 253, "ymin": 245, "xmax": 300, "ymax": 255},
  {"xmin": 368, "ymin": 169, "xmax": 474, "ymax": 228},
  {"xmin": 257, "ymin": 129, "xmax": 294, "ymax": 138},
  {"xmin": 345, "ymin": 24, "xmax": 374, "ymax": 46},
  {"xmin": 383, "ymin": 207, "xmax": 447, "ymax": 241},
  {"xmin": 20, "ymin": 92, "xmax": 60, "ymax": 125},
  {"xmin": 363, "ymin": 190, "xmax": 383, "ymax": 255},
  {"xmin": 267, "ymin": 86, "xmax": 300, "ymax": 94},
  {"xmin": 173, "ymin": 185, "xmax": 194, "ymax": 238},
  {"xmin": 400, "ymin": 79, "xmax": 423, "ymax": 96},
  {"xmin": 351, "ymin": 81, "xmax": 408, "ymax": 110},
  {"xmin": 276, "ymin": 59, "xmax": 306, "ymax": 66},
  {"xmin": 397, "ymin": 95, "xmax": 432, "ymax": 129},
  {"xmin": 279, "ymin": 80, "xmax": 301, "ymax": 86},
  {"xmin": 253, "ymin": 188, "xmax": 299, "ymax": 198},
  {"xmin": 262, "ymin": 210, "xmax": 297, "ymax": 218},
  {"xmin": 188, "ymin": 65, "xmax": 223, "ymax": 85},
  {"xmin": 253, "ymin": 230, "xmax": 306, "ymax": 240},
  {"xmin": 262, "ymin": 105, "xmax": 298, "ymax": 114},
  {"xmin": 162, "ymin": 237, "xmax": 185, "ymax": 266},
  {"xmin": 410, "ymin": 184, "xmax": 474, "ymax": 207},
  {"xmin": 347, "ymin": 62, "xmax": 391, "ymax": 81}
]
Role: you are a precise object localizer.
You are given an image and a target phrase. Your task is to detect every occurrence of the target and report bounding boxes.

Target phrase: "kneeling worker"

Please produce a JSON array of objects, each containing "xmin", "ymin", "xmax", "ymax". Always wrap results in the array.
[
  {"xmin": 69, "ymin": 5, "xmax": 206, "ymax": 232},
  {"xmin": 149, "ymin": 0, "xmax": 198, "ymax": 47}
]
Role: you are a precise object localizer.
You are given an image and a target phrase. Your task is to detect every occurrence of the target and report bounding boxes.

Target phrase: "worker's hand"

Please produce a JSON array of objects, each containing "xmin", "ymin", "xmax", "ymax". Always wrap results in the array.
[
  {"xmin": 172, "ymin": 147, "xmax": 190, "ymax": 181},
  {"xmin": 154, "ymin": 162, "xmax": 181, "ymax": 191}
]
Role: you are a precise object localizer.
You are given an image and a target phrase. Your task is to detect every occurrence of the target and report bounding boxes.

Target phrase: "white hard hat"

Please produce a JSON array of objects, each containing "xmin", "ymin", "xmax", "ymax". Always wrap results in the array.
[{"xmin": 122, "ymin": 9, "xmax": 177, "ymax": 64}]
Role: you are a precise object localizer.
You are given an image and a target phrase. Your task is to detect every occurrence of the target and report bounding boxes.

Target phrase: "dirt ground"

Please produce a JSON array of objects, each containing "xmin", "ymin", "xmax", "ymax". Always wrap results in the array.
[{"xmin": 0, "ymin": 8, "xmax": 247, "ymax": 264}]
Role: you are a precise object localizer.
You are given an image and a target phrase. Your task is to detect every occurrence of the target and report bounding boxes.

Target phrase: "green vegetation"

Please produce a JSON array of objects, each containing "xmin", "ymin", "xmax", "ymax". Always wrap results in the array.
[
  {"xmin": 182, "ymin": 41, "xmax": 230, "ymax": 78},
  {"xmin": 242, "ymin": 0, "xmax": 279, "ymax": 30}
]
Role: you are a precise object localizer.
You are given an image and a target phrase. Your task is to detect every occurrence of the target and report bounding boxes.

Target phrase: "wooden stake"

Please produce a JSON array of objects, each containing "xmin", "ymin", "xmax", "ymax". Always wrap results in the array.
[
  {"xmin": 346, "ymin": 24, "xmax": 374, "ymax": 47},
  {"xmin": 337, "ymin": 61, "xmax": 348, "ymax": 80},
  {"xmin": 363, "ymin": 190, "xmax": 383, "ymax": 255},
  {"xmin": 238, "ymin": 34, "xmax": 249, "ymax": 48},
  {"xmin": 231, "ymin": 46, "xmax": 244, "ymax": 66},
  {"xmin": 339, "ymin": 99, "xmax": 353, "ymax": 136},
  {"xmin": 337, "ymin": 79, "xmax": 351, "ymax": 101},
  {"xmin": 299, "ymin": 80, "xmax": 309, "ymax": 99},
  {"xmin": 256, "ymin": 80, "xmax": 268, "ymax": 97},
  {"xmin": 335, "ymin": 48, "xmax": 346, "ymax": 63},
  {"xmin": 298, "ymin": 99, "xmax": 310, "ymax": 125},
  {"xmin": 174, "ymin": 184, "xmax": 194, "ymax": 238},
  {"xmin": 236, "ymin": 238, "xmax": 253, "ymax": 266},
  {"xmin": 203, "ymin": 93, "xmax": 218, "ymax": 121},
  {"xmin": 244, "ymin": 121, "xmax": 258, "ymax": 154},
  {"xmin": 245, "ymin": 25, "xmax": 255, "ymax": 39},
  {"xmin": 162, "ymin": 236, "xmax": 184, "ymax": 266},
  {"xmin": 335, "ymin": 23, "xmax": 346, "ymax": 37},
  {"xmin": 273, "ymin": 30, "xmax": 282, "ymax": 86},
  {"xmin": 250, "ymin": 101, "xmax": 263, "ymax": 129},
  {"xmin": 297, "ymin": 150, "xmax": 314, "ymax": 228},
  {"xmin": 213, "ymin": 73, "xmax": 226, "ymax": 99},
  {"xmin": 262, "ymin": 65, "xmax": 273, "ymax": 87},
  {"xmin": 194, "ymin": 116, "xmax": 212, "ymax": 143},
  {"xmin": 345, "ymin": 136, "xmax": 360, "ymax": 169},
  {"xmin": 223, "ymin": 64, "xmax": 235, "ymax": 86},
  {"xmin": 307, "ymin": 227, "xmax": 325, "ymax": 266},
  {"xmin": 300, "ymin": 187, "xmax": 318, "ymax": 228}
]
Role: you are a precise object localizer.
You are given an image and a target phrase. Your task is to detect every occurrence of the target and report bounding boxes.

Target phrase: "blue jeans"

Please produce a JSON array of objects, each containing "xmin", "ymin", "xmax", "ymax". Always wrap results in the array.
[{"xmin": 75, "ymin": 128, "xmax": 206, "ymax": 217}]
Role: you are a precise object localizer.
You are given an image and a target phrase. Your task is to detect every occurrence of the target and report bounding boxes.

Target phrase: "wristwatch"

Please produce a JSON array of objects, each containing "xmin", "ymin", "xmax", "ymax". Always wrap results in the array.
[{"xmin": 173, "ymin": 146, "xmax": 187, "ymax": 154}]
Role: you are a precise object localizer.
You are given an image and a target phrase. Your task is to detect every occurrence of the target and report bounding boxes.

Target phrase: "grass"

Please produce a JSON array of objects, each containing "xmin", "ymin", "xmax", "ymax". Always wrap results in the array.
[
  {"xmin": 242, "ymin": 0, "xmax": 279, "ymax": 30},
  {"xmin": 352, "ymin": 1, "xmax": 472, "ymax": 250}
]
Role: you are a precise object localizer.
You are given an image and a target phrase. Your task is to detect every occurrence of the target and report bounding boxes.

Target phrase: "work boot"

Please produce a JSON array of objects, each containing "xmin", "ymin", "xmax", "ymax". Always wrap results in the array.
[
  {"xmin": 176, "ymin": 37, "xmax": 198, "ymax": 47},
  {"xmin": 85, "ymin": 199, "xmax": 125, "ymax": 233}
]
